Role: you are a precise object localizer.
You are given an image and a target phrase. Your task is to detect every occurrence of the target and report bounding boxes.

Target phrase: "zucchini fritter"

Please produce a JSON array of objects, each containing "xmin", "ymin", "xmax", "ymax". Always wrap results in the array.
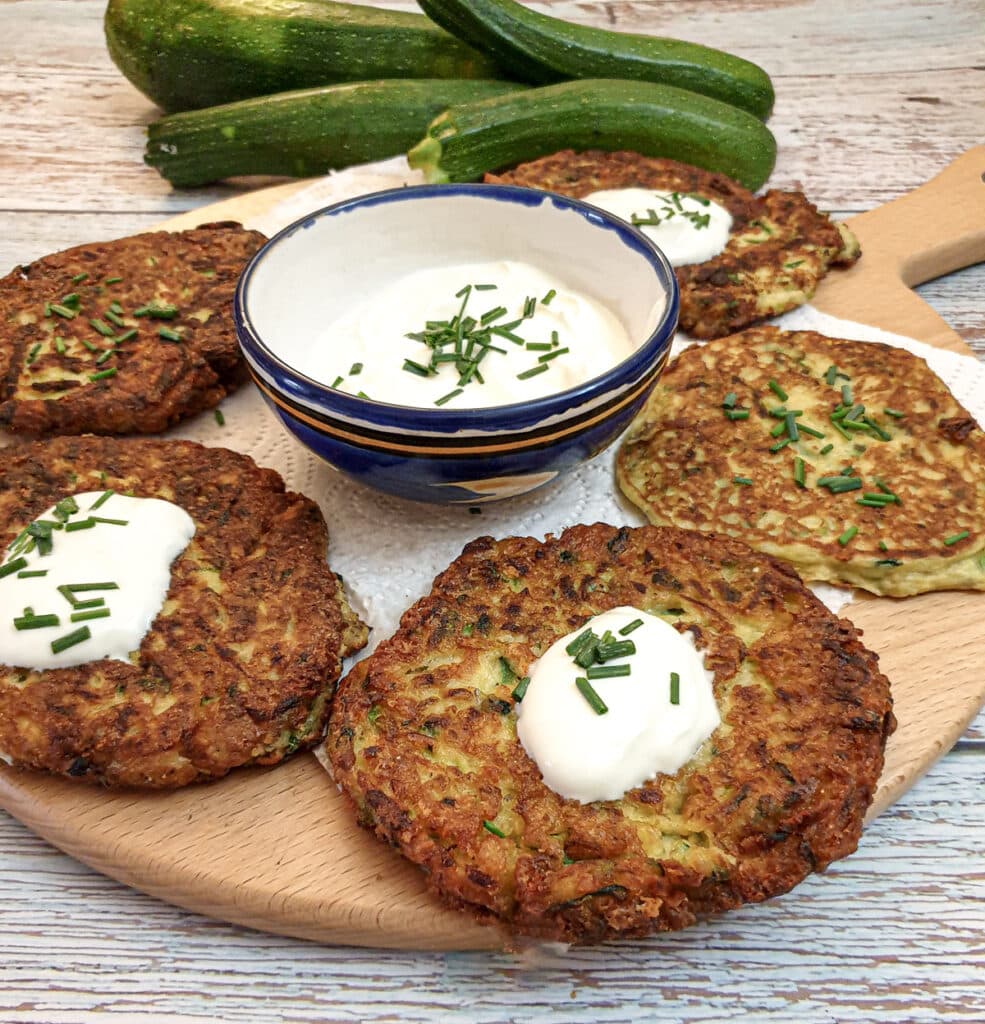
[
  {"xmin": 328, "ymin": 523, "xmax": 893, "ymax": 944},
  {"xmin": 617, "ymin": 327, "xmax": 985, "ymax": 596},
  {"xmin": 0, "ymin": 222, "xmax": 266, "ymax": 436},
  {"xmin": 0, "ymin": 436, "xmax": 367, "ymax": 787},
  {"xmin": 485, "ymin": 151, "xmax": 859, "ymax": 338}
]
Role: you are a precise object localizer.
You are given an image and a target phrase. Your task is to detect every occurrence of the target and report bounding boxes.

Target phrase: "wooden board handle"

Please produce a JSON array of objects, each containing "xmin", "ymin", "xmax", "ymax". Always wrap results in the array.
[{"xmin": 847, "ymin": 145, "xmax": 985, "ymax": 286}]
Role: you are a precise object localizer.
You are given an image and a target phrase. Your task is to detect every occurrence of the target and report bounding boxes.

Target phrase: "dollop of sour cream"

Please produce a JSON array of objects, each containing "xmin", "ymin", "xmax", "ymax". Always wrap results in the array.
[
  {"xmin": 583, "ymin": 189, "xmax": 733, "ymax": 267},
  {"xmin": 0, "ymin": 492, "xmax": 195, "ymax": 670},
  {"xmin": 516, "ymin": 606, "xmax": 720, "ymax": 803},
  {"xmin": 280, "ymin": 260, "xmax": 636, "ymax": 408}
]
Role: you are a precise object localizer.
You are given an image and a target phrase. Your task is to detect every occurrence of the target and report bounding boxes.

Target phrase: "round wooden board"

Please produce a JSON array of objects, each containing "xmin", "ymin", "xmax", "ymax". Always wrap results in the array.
[{"xmin": 2, "ymin": 149, "xmax": 984, "ymax": 952}]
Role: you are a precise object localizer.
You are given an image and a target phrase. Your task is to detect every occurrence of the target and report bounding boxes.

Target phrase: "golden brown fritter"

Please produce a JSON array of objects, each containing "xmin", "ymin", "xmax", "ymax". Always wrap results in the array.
[
  {"xmin": 486, "ymin": 151, "xmax": 860, "ymax": 339},
  {"xmin": 617, "ymin": 327, "xmax": 985, "ymax": 596},
  {"xmin": 0, "ymin": 222, "xmax": 266, "ymax": 436},
  {"xmin": 327, "ymin": 523, "xmax": 893, "ymax": 944},
  {"xmin": 0, "ymin": 436, "xmax": 367, "ymax": 788}
]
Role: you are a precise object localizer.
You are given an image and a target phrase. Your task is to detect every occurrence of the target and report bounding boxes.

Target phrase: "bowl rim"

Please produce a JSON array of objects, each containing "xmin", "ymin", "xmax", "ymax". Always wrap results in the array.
[{"xmin": 234, "ymin": 182, "xmax": 680, "ymax": 431}]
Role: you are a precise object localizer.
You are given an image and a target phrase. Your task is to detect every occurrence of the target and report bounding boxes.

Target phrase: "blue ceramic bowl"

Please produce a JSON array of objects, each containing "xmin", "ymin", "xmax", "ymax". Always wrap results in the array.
[{"xmin": 234, "ymin": 184, "xmax": 679, "ymax": 504}]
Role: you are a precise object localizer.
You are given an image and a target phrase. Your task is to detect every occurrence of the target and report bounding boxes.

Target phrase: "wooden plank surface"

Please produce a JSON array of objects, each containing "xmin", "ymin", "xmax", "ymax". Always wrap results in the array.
[{"xmin": 0, "ymin": 0, "xmax": 983, "ymax": 1020}]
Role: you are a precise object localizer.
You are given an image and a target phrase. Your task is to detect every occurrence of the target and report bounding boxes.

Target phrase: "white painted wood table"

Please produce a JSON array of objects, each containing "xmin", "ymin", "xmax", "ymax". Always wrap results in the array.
[{"xmin": 1, "ymin": 1, "xmax": 983, "ymax": 1021}]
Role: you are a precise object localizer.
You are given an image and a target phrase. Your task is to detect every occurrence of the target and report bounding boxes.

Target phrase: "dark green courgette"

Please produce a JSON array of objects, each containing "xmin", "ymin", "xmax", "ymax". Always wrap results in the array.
[
  {"xmin": 417, "ymin": 0, "xmax": 774, "ymax": 120},
  {"xmin": 145, "ymin": 79, "xmax": 525, "ymax": 187},
  {"xmin": 407, "ymin": 80, "xmax": 777, "ymax": 191},
  {"xmin": 106, "ymin": 0, "xmax": 508, "ymax": 113}
]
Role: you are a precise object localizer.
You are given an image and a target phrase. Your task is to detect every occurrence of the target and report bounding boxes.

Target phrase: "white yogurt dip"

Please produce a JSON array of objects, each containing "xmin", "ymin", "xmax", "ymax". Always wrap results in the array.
[
  {"xmin": 0, "ymin": 491, "xmax": 195, "ymax": 670},
  {"xmin": 276, "ymin": 260, "xmax": 638, "ymax": 408},
  {"xmin": 516, "ymin": 606, "xmax": 720, "ymax": 803},
  {"xmin": 583, "ymin": 189, "xmax": 733, "ymax": 267}
]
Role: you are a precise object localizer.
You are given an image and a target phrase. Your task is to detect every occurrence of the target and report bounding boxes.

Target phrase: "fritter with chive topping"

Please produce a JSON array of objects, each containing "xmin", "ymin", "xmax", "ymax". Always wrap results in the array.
[
  {"xmin": 485, "ymin": 151, "xmax": 859, "ymax": 338},
  {"xmin": 0, "ymin": 222, "xmax": 266, "ymax": 436},
  {"xmin": 616, "ymin": 327, "xmax": 985, "ymax": 595},
  {"xmin": 0, "ymin": 436, "xmax": 367, "ymax": 787},
  {"xmin": 327, "ymin": 523, "xmax": 893, "ymax": 944}
]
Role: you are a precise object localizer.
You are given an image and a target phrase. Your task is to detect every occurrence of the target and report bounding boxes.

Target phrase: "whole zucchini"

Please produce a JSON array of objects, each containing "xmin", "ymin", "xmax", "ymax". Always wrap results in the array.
[
  {"xmin": 145, "ymin": 79, "xmax": 525, "ymax": 187},
  {"xmin": 417, "ymin": 0, "xmax": 774, "ymax": 120},
  {"xmin": 407, "ymin": 79, "xmax": 777, "ymax": 191},
  {"xmin": 106, "ymin": 0, "xmax": 507, "ymax": 113}
]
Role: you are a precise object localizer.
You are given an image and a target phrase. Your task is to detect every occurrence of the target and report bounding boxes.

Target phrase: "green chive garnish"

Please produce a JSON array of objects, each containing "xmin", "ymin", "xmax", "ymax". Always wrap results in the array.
[
  {"xmin": 785, "ymin": 413, "xmax": 800, "ymax": 441},
  {"xmin": 575, "ymin": 677, "xmax": 608, "ymax": 715},
  {"xmin": 857, "ymin": 498, "xmax": 891, "ymax": 508},
  {"xmin": 619, "ymin": 619, "xmax": 644, "ymax": 636},
  {"xmin": 943, "ymin": 530, "xmax": 969, "ymax": 546},
  {"xmin": 538, "ymin": 348, "xmax": 569, "ymax": 363},
  {"xmin": 566, "ymin": 629, "xmax": 597, "ymax": 657},
  {"xmin": 586, "ymin": 664, "xmax": 631, "ymax": 679},
  {"xmin": 25, "ymin": 342, "xmax": 42, "ymax": 365},
  {"xmin": 862, "ymin": 492, "xmax": 899, "ymax": 504},
  {"xmin": 50, "ymin": 303, "xmax": 77, "ymax": 319},
  {"xmin": 798, "ymin": 424, "xmax": 826, "ymax": 439},
  {"xmin": 331, "ymin": 375, "xmax": 344, "ymax": 388},
  {"xmin": 66, "ymin": 582, "xmax": 119, "ymax": 592},
  {"xmin": 770, "ymin": 438, "xmax": 792, "ymax": 453},
  {"xmin": 95, "ymin": 349, "xmax": 114, "ymax": 365},
  {"xmin": 824, "ymin": 366, "xmax": 838, "ymax": 385},
  {"xmin": 13, "ymin": 614, "xmax": 60, "ymax": 631},
  {"xmin": 54, "ymin": 336, "xmax": 66, "ymax": 354},
  {"xmin": 114, "ymin": 328, "xmax": 138, "ymax": 344},
  {"xmin": 109, "ymin": 301, "xmax": 123, "ymax": 315},
  {"xmin": 158, "ymin": 327, "xmax": 182, "ymax": 342},
  {"xmin": 722, "ymin": 392, "xmax": 737, "ymax": 409},
  {"xmin": 50, "ymin": 625, "xmax": 91, "ymax": 654},
  {"xmin": 726, "ymin": 409, "xmax": 750, "ymax": 421},
  {"xmin": 770, "ymin": 422, "xmax": 788, "ymax": 438},
  {"xmin": 91, "ymin": 516, "xmax": 127, "ymax": 526},
  {"xmin": 768, "ymin": 380, "xmax": 788, "ymax": 401},
  {"xmin": 0, "ymin": 558, "xmax": 29, "ymax": 579},
  {"xmin": 819, "ymin": 443, "xmax": 834, "ymax": 456},
  {"xmin": 596, "ymin": 639, "xmax": 635, "ymax": 662},
  {"xmin": 483, "ymin": 820, "xmax": 506, "ymax": 838},
  {"xmin": 525, "ymin": 342, "xmax": 552, "ymax": 351},
  {"xmin": 71, "ymin": 272, "xmax": 88, "ymax": 284},
  {"xmin": 793, "ymin": 457, "xmax": 806, "ymax": 488},
  {"xmin": 88, "ymin": 368, "xmax": 117, "ymax": 381},
  {"xmin": 733, "ymin": 476, "xmax": 754, "ymax": 486},
  {"xmin": 517, "ymin": 364, "xmax": 549, "ymax": 380},
  {"xmin": 89, "ymin": 490, "xmax": 114, "ymax": 511},
  {"xmin": 70, "ymin": 608, "xmax": 111, "ymax": 623},
  {"xmin": 879, "ymin": 540, "xmax": 889, "ymax": 552},
  {"xmin": 349, "ymin": 362, "xmax": 363, "ymax": 375},
  {"xmin": 473, "ymin": 283, "xmax": 497, "ymax": 291},
  {"xmin": 669, "ymin": 671, "xmax": 680, "ymax": 705},
  {"xmin": 72, "ymin": 597, "xmax": 105, "ymax": 610},
  {"xmin": 838, "ymin": 525, "xmax": 858, "ymax": 546},
  {"xmin": 884, "ymin": 408, "xmax": 905, "ymax": 418},
  {"xmin": 434, "ymin": 388, "xmax": 463, "ymax": 406},
  {"xmin": 105, "ymin": 276, "xmax": 122, "ymax": 284},
  {"xmin": 402, "ymin": 359, "xmax": 430, "ymax": 377},
  {"xmin": 89, "ymin": 318, "xmax": 116, "ymax": 338},
  {"xmin": 511, "ymin": 676, "xmax": 531, "ymax": 702},
  {"xmin": 104, "ymin": 309, "xmax": 126, "ymax": 328},
  {"xmin": 53, "ymin": 496, "xmax": 79, "ymax": 521},
  {"xmin": 841, "ymin": 384, "xmax": 852, "ymax": 405},
  {"xmin": 541, "ymin": 288, "xmax": 556, "ymax": 305},
  {"xmin": 16, "ymin": 570, "xmax": 47, "ymax": 579},
  {"xmin": 65, "ymin": 518, "xmax": 96, "ymax": 532}
]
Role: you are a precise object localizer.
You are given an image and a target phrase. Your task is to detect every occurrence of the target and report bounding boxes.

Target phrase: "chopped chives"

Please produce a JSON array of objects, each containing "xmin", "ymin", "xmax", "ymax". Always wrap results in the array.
[
  {"xmin": 54, "ymin": 336, "xmax": 66, "ymax": 354},
  {"xmin": 726, "ymin": 409, "xmax": 750, "ymax": 421},
  {"xmin": 793, "ymin": 457, "xmax": 806, "ymax": 488},
  {"xmin": 91, "ymin": 516, "xmax": 128, "ymax": 526},
  {"xmin": 0, "ymin": 558, "xmax": 28, "ymax": 579},
  {"xmin": 26, "ymin": 342, "xmax": 42, "ymax": 364},
  {"xmin": 522, "ymin": 296, "xmax": 537, "ymax": 318},
  {"xmin": 72, "ymin": 597, "xmax": 105, "ymax": 610},
  {"xmin": 53, "ymin": 497, "xmax": 79, "ymax": 521},
  {"xmin": 511, "ymin": 676, "xmax": 531, "ymax": 702},
  {"xmin": 841, "ymin": 383, "xmax": 852, "ymax": 405},
  {"xmin": 482, "ymin": 820, "xmax": 506, "ymax": 838},
  {"xmin": 17, "ymin": 570, "xmax": 47, "ymax": 579},
  {"xmin": 331, "ymin": 375, "xmax": 344, "ymax": 388},
  {"xmin": 798, "ymin": 424, "xmax": 826, "ymax": 439},
  {"xmin": 158, "ymin": 327, "xmax": 182, "ymax": 342},
  {"xmin": 770, "ymin": 438, "xmax": 791, "ymax": 453},
  {"xmin": 66, "ymin": 582, "xmax": 119, "ymax": 592},
  {"xmin": 104, "ymin": 309, "xmax": 126, "ymax": 328},
  {"xmin": 884, "ymin": 408, "xmax": 905, "ymax": 418},
  {"xmin": 349, "ymin": 362, "xmax": 363, "ymax": 375},
  {"xmin": 618, "ymin": 619, "xmax": 644, "ymax": 636},
  {"xmin": 70, "ymin": 608, "xmax": 111, "ymax": 623},
  {"xmin": 862, "ymin": 492, "xmax": 899, "ymax": 504},
  {"xmin": 95, "ymin": 349, "xmax": 114, "ymax": 365},
  {"xmin": 857, "ymin": 498, "xmax": 891, "ymax": 508},
  {"xmin": 586, "ymin": 664, "xmax": 631, "ymax": 679},
  {"xmin": 841, "ymin": 419, "xmax": 868, "ymax": 429},
  {"xmin": 479, "ymin": 305, "xmax": 508, "ymax": 325},
  {"xmin": 79, "ymin": 338, "xmax": 98, "ymax": 352},
  {"xmin": 473, "ymin": 283, "xmax": 497, "ymax": 291},
  {"xmin": 434, "ymin": 388, "xmax": 463, "ymax": 406},
  {"xmin": 669, "ymin": 671, "xmax": 680, "ymax": 705},
  {"xmin": 50, "ymin": 625, "xmax": 91, "ymax": 654},
  {"xmin": 596, "ymin": 639, "xmax": 635, "ymax": 661},
  {"xmin": 538, "ymin": 348, "xmax": 569, "ymax": 363},
  {"xmin": 490, "ymin": 326, "xmax": 525, "ymax": 345},
  {"xmin": 722, "ymin": 392, "xmax": 738, "ymax": 409},
  {"xmin": 565, "ymin": 629, "xmax": 597, "ymax": 657},
  {"xmin": 135, "ymin": 303, "xmax": 178, "ymax": 319},
  {"xmin": 824, "ymin": 365, "xmax": 838, "ymax": 385},
  {"xmin": 785, "ymin": 412, "xmax": 800, "ymax": 441},
  {"xmin": 89, "ymin": 368, "xmax": 117, "ymax": 381},
  {"xmin": 525, "ymin": 342, "xmax": 552, "ymax": 351},
  {"xmin": 50, "ymin": 303, "xmax": 77, "ymax": 319},
  {"xmin": 575, "ymin": 676, "xmax": 608, "ymax": 715},
  {"xmin": 402, "ymin": 359, "xmax": 431, "ymax": 377},
  {"xmin": 863, "ymin": 416, "xmax": 892, "ymax": 442},
  {"xmin": 770, "ymin": 421, "xmax": 787, "ymax": 438},
  {"xmin": 943, "ymin": 530, "xmax": 969, "ymax": 546},
  {"xmin": 105, "ymin": 276, "xmax": 123, "ymax": 285},
  {"xmin": 819, "ymin": 443, "xmax": 834, "ymax": 456},
  {"xmin": 768, "ymin": 380, "xmax": 788, "ymax": 401},
  {"xmin": 114, "ymin": 328, "xmax": 138, "ymax": 344},
  {"xmin": 90, "ymin": 490, "xmax": 114, "ymax": 510},
  {"xmin": 733, "ymin": 476, "xmax": 754, "ymax": 486},
  {"xmin": 838, "ymin": 525, "xmax": 858, "ymax": 546},
  {"xmin": 541, "ymin": 288, "xmax": 556, "ymax": 305},
  {"xmin": 13, "ymin": 614, "xmax": 60, "ymax": 631},
  {"xmin": 550, "ymin": 330, "xmax": 559, "ymax": 347},
  {"xmin": 89, "ymin": 318, "xmax": 116, "ymax": 337},
  {"xmin": 879, "ymin": 540, "xmax": 889, "ymax": 552},
  {"xmin": 65, "ymin": 518, "xmax": 96, "ymax": 532},
  {"xmin": 517, "ymin": 364, "xmax": 549, "ymax": 380},
  {"xmin": 109, "ymin": 301, "xmax": 124, "ymax": 315},
  {"xmin": 71, "ymin": 272, "xmax": 89, "ymax": 284}
]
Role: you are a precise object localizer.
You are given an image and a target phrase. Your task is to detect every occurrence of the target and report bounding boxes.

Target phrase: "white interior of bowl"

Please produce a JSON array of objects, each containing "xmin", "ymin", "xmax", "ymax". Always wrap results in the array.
[{"xmin": 245, "ymin": 189, "xmax": 669, "ymax": 379}]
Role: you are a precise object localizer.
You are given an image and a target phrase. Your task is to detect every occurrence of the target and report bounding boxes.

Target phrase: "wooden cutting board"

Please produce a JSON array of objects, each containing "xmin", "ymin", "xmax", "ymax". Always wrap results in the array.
[{"xmin": 2, "ymin": 148, "xmax": 984, "ymax": 952}]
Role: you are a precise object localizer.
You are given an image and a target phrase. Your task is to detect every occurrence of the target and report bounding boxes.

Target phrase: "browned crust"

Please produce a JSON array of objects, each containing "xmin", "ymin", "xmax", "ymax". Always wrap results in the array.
[
  {"xmin": 327, "ymin": 523, "xmax": 893, "ymax": 943},
  {"xmin": 486, "ymin": 151, "xmax": 860, "ymax": 338},
  {"xmin": 616, "ymin": 326, "xmax": 985, "ymax": 595},
  {"xmin": 0, "ymin": 436, "xmax": 367, "ymax": 788},
  {"xmin": 0, "ymin": 222, "xmax": 266, "ymax": 436}
]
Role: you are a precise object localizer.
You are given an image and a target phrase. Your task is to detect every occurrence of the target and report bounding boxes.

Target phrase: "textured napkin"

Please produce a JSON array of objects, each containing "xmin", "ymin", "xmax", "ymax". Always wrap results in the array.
[{"xmin": 195, "ymin": 158, "xmax": 985, "ymax": 647}]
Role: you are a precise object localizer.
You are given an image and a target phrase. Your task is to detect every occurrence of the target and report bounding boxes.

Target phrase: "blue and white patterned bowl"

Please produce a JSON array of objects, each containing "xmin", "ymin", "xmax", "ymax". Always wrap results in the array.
[{"xmin": 234, "ymin": 184, "xmax": 679, "ymax": 504}]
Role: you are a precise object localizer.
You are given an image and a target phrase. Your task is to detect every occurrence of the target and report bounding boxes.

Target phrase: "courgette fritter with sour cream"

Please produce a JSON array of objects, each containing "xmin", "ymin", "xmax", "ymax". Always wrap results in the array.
[
  {"xmin": 0, "ymin": 436, "xmax": 367, "ymax": 788},
  {"xmin": 0, "ymin": 222, "xmax": 266, "ymax": 436},
  {"xmin": 327, "ymin": 523, "xmax": 893, "ymax": 944},
  {"xmin": 485, "ymin": 151, "xmax": 860, "ymax": 339},
  {"xmin": 617, "ymin": 327, "xmax": 985, "ymax": 596}
]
